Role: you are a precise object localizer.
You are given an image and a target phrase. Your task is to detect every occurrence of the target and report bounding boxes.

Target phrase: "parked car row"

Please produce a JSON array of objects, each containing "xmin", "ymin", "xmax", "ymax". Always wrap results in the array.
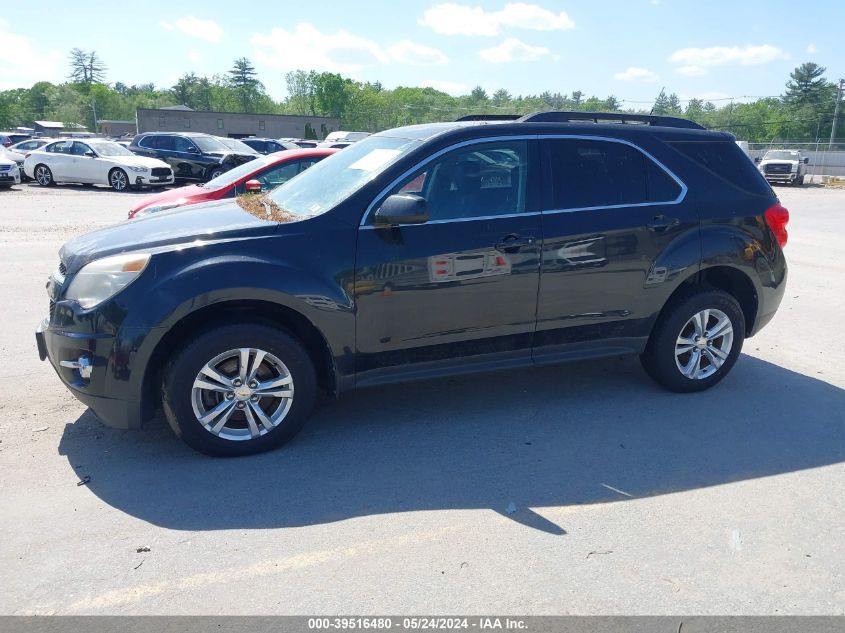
[{"xmin": 6, "ymin": 129, "xmax": 368, "ymax": 192}]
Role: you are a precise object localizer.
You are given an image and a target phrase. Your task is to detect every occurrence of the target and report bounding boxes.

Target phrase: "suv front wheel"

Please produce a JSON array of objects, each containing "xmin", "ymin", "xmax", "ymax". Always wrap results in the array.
[
  {"xmin": 162, "ymin": 323, "xmax": 317, "ymax": 456},
  {"xmin": 641, "ymin": 288, "xmax": 745, "ymax": 393}
]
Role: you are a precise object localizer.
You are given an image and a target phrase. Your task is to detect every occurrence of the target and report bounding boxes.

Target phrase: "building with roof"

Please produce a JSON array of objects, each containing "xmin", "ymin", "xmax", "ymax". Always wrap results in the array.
[{"xmin": 135, "ymin": 108, "xmax": 338, "ymax": 140}]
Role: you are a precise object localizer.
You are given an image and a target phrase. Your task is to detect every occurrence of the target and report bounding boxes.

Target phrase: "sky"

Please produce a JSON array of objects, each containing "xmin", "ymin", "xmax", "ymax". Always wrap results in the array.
[{"xmin": 1, "ymin": 0, "xmax": 843, "ymax": 107}]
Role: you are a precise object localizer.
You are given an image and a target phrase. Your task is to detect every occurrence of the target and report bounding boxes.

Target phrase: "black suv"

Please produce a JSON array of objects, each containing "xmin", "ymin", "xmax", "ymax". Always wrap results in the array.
[
  {"xmin": 129, "ymin": 132, "xmax": 256, "ymax": 182},
  {"xmin": 37, "ymin": 112, "xmax": 788, "ymax": 456},
  {"xmin": 241, "ymin": 137, "xmax": 300, "ymax": 154}
]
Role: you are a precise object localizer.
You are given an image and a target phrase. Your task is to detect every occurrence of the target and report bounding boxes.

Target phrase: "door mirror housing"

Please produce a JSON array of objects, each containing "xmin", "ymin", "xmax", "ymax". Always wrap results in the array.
[
  {"xmin": 84, "ymin": 150, "xmax": 96, "ymax": 158},
  {"xmin": 244, "ymin": 179, "xmax": 262, "ymax": 193},
  {"xmin": 373, "ymin": 194, "xmax": 429, "ymax": 226},
  {"xmin": 803, "ymin": 156, "xmax": 809, "ymax": 164}
]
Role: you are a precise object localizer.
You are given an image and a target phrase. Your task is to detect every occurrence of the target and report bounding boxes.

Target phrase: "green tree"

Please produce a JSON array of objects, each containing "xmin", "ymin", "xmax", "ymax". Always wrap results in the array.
[
  {"xmin": 784, "ymin": 62, "xmax": 832, "ymax": 109},
  {"xmin": 67, "ymin": 48, "xmax": 107, "ymax": 84},
  {"xmin": 313, "ymin": 72, "xmax": 350, "ymax": 118},
  {"xmin": 492, "ymin": 88, "xmax": 511, "ymax": 106},
  {"xmin": 227, "ymin": 58, "xmax": 265, "ymax": 112},
  {"xmin": 470, "ymin": 86, "xmax": 488, "ymax": 102}
]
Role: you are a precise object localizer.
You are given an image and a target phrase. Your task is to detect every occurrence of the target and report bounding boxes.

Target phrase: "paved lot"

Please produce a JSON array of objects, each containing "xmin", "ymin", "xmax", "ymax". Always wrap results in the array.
[{"xmin": 0, "ymin": 182, "xmax": 843, "ymax": 615}]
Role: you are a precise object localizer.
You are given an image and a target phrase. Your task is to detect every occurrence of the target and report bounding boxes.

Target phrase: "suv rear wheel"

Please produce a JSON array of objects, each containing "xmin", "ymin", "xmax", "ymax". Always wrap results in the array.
[
  {"xmin": 162, "ymin": 323, "xmax": 317, "ymax": 456},
  {"xmin": 640, "ymin": 288, "xmax": 745, "ymax": 393}
]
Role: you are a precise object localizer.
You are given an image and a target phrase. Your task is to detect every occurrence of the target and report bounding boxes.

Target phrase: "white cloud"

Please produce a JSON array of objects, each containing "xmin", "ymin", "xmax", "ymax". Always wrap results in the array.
[
  {"xmin": 388, "ymin": 40, "xmax": 449, "ymax": 66},
  {"xmin": 188, "ymin": 50, "xmax": 202, "ymax": 65},
  {"xmin": 807, "ymin": 43, "xmax": 819, "ymax": 54},
  {"xmin": 160, "ymin": 16, "xmax": 224, "ymax": 43},
  {"xmin": 613, "ymin": 67, "xmax": 659, "ymax": 82},
  {"xmin": 419, "ymin": 2, "xmax": 574, "ymax": 36},
  {"xmin": 676, "ymin": 65, "xmax": 708, "ymax": 77},
  {"xmin": 479, "ymin": 38, "xmax": 551, "ymax": 63},
  {"xmin": 252, "ymin": 23, "xmax": 389, "ymax": 74},
  {"xmin": 0, "ymin": 18, "xmax": 62, "ymax": 89},
  {"xmin": 668, "ymin": 44, "xmax": 789, "ymax": 70},
  {"xmin": 419, "ymin": 79, "xmax": 469, "ymax": 95}
]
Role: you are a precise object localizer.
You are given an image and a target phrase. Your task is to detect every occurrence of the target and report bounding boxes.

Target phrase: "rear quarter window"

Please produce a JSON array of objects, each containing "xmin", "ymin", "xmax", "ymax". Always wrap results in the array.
[{"xmin": 669, "ymin": 141, "xmax": 772, "ymax": 195}]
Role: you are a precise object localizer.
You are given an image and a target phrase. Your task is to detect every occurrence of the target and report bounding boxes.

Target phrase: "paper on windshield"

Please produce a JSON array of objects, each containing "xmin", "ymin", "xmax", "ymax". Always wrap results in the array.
[{"xmin": 348, "ymin": 149, "xmax": 402, "ymax": 172}]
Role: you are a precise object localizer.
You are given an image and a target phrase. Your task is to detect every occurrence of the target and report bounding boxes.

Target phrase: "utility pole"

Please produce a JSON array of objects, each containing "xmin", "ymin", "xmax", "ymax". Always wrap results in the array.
[{"xmin": 830, "ymin": 78, "xmax": 844, "ymax": 145}]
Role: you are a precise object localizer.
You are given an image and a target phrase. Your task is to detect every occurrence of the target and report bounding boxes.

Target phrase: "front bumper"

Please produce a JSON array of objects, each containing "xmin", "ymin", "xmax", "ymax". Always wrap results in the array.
[
  {"xmin": 761, "ymin": 172, "xmax": 798, "ymax": 183},
  {"xmin": 0, "ymin": 169, "xmax": 20, "ymax": 185},
  {"xmin": 133, "ymin": 174, "xmax": 174, "ymax": 187},
  {"xmin": 36, "ymin": 317, "xmax": 145, "ymax": 429}
]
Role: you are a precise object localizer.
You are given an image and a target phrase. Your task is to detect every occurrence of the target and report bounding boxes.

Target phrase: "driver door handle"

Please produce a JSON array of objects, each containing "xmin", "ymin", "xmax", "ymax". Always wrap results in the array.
[
  {"xmin": 495, "ymin": 234, "xmax": 536, "ymax": 253},
  {"xmin": 647, "ymin": 215, "xmax": 680, "ymax": 232}
]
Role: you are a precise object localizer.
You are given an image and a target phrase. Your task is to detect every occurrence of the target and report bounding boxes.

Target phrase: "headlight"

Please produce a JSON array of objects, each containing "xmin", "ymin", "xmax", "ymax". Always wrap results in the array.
[
  {"xmin": 64, "ymin": 253, "xmax": 150, "ymax": 309},
  {"xmin": 129, "ymin": 165, "xmax": 149, "ymax": 173},
  {"xmin": 133, "ymin": 200, "xmax": 185, "ymax": 218},
  {"xmin": 790, "ymin": 164, "xmax": 798, "ymax": 172}
]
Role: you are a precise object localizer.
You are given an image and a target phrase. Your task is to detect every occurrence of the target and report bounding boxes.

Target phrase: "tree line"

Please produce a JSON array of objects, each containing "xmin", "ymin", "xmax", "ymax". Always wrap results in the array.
[{"xmin": 0, "ymin": 48, "xmax": 840, "ymax": 144}]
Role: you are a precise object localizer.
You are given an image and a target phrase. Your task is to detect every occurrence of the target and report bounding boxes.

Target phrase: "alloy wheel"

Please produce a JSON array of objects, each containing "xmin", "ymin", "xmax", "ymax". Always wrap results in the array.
[
  {"xmin": 191, "ymin": 348, "xmax": 295, "ymax": 441},
  {"xmin": 110, "ymin": 170, "xmax": 127, "ymax": 191},
  {"xmin": 35, "ymin": 166, "xmax": 51, "ymax": 186},
  {"xmin": 674, "ymin": 308, "xmax": 734, "ymax": 380}
]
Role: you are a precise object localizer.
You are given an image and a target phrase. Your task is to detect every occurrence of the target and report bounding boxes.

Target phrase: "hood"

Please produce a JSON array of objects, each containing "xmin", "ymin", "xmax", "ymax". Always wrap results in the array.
[
  {"xmin": 130, "ymin": 184, "xmax": 206, "ymax": 214},
  {"xmin": 207, "ymin": 151, "xmax": 257, "ymax": 165},
  {"xmin": 60, "ymin": 200, "xmax": 276, "ymax": 273},
  {"xmin": 116, "ymin": 154, "xmax": 170, "ymax": 169}
]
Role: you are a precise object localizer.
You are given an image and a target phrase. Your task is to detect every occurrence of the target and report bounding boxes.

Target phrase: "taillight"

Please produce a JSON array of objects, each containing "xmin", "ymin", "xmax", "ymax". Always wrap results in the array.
[{"xmin": 764, "ymin": 203, "xmax": 789, "ymax": 248}]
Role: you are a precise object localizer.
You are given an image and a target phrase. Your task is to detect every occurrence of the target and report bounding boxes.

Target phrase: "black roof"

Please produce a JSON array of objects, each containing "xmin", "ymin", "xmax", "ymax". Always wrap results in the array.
[{"xmin": 379, "ymin": 111, "xmax": 729, "ymax": 143}]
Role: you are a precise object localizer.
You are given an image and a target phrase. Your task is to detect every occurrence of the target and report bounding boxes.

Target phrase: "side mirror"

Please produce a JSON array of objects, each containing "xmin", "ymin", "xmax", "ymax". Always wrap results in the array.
[
  {"xmin": 84, "ymin": 150, "xmax": 96, "ymax": 158},
  {"xmin": 373, "ymin": 194, "xmax": 429, "ymax": 226},
  {"xmin": 754, "ymin": 157, "xmax": 761, "ymax": 164},
  {"xmin": 803, "ymin": 157, "xmax": 809, "ymax": 164},
  {"xmin": 186, "ymin": 146, "xmax": 199, "ymax": 154},
  {"xmin": 244, "ymin": 179, "xmax": 262, "ymax": 193}
]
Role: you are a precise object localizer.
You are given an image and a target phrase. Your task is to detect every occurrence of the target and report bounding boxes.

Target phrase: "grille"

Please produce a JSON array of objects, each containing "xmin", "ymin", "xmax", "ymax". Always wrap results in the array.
[
  {"xmin": 151, "ymin": 167, "xmax": 171, "ymax": 178},
  {"xmin": 58, "ymin": 262, "xmax": 67, "ymax": 276},
  {"xmin": 0, "ymin": 164, "xmax": 10, "ymax": 172},
  {"xmin": 49, "ymin": 299, "xmax": 56, "ymax": 321},
  {"xmin": 765, "ymin": 163, "xmax": 791, "ymax": 174}
]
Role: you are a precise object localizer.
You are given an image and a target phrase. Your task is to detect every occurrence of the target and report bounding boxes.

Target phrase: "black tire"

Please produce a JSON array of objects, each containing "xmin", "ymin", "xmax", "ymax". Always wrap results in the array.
[
  {"xmin": 162, "ymin": 323, "xmax": 317, "ymax": 457},
  {"xmin": 109, "ymin": 168, "xmax": 129, "ymax": 191},
  {"xmin": 34, "ymin": 164, "xmax": 54, "ymax": 186},
  {"xmin": 792, "ymin": 175, "xmax": 803, "ymax": 186},
  {"xmin": 640, "ymin": 287, "xmax": 745, "ymax": 393}
]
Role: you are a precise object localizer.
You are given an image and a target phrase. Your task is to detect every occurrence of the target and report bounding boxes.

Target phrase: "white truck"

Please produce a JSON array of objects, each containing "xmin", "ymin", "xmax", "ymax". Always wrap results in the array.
[{"xmin": 757, "ymin": 149, "xmax": 809, "ymax": 186}]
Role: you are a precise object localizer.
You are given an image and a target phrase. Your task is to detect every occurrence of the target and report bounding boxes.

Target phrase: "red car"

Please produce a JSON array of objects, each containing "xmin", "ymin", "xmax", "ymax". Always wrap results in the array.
[{"xmin": 128, "ymin": 148, "xmax": 337, "ymax": 219}]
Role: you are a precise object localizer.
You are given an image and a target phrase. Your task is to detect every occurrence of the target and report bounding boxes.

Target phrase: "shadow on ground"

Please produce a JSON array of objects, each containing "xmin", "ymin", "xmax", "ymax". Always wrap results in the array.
[{"xmin": 59, "ymin": 354, "xmax": 845, "ymax": 534}]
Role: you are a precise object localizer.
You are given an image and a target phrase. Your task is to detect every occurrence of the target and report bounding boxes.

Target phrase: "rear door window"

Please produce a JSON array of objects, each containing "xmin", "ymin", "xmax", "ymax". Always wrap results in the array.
[{"xmin": 545, "ymin": 138, "xmax": 680, "ymax": 210}]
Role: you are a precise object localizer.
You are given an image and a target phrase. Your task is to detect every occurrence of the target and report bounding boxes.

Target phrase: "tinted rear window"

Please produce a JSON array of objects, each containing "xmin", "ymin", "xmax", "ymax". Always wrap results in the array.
[
  {"xmin": 669, "ymin": 141, "xmax": 772, "ymax": 195},
  {"xmin": 546, "ymin": 138, "xmax": 681, "ymax": 210}
]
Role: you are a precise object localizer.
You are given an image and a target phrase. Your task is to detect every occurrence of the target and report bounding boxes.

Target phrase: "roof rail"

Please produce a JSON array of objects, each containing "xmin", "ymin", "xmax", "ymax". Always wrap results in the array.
[
  {"xmin": 517, "ymin": 111, "xmax": 705, "ymax": 130},
  {"xmin": 455, "ymin": 114, "xmax": 522, "ymax": 122}
]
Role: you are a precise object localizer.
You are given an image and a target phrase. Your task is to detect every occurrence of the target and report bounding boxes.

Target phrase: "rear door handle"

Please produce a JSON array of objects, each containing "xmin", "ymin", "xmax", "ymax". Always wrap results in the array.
[
  {"xmin": 495, "ymin": 234, "xmax": 536, "ymax": 253},
  {"xmin": 647, "ymin": 215, "xmax": 680, "ymax": 232}
]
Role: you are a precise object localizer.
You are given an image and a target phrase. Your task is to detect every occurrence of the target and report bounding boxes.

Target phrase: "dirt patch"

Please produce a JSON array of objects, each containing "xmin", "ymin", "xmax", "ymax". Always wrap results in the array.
[{"xmin": 236, "ymin": 194, "xmax": 297, "ymax": 223}]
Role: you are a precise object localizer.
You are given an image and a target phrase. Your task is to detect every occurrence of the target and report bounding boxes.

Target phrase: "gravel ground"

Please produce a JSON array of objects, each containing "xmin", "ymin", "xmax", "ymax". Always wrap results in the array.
[{"xmin": 0, "ymin": 181, "xmax": 843, "ymax": 615}]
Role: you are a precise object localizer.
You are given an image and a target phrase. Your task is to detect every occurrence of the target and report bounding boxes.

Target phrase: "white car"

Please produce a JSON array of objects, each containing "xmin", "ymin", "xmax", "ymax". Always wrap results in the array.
[
  {"xmin": 24, "ymin": 139, "xmax": 174, "ymax": 191},
  {"xmin": 0, "ymin": 155, "xmax": 21, "ymax": 188}
]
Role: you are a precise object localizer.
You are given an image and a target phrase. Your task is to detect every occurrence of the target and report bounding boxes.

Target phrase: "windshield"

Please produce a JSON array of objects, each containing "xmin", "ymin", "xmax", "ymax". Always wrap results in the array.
[
  {"xmin": 267, "ymin": 135, "xmax": 421, "ymax": 218},
  {"xmin": 89, "ymin": 142, "xmax": 134, "ymax": 157},
  {"xmin": 764, "ymin": 150, "xmax": 800, "ymax": 161},
  {"xmin": 219, "ymin": 137, "xmax": 257, "ymax": 153},
  {"xmin": 203, "ymin": 154, "xmax": 276, "ymax": 190},
  {"xmin": 192, "ymin": 135, "xmax": 229, "ymax": 152}
]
